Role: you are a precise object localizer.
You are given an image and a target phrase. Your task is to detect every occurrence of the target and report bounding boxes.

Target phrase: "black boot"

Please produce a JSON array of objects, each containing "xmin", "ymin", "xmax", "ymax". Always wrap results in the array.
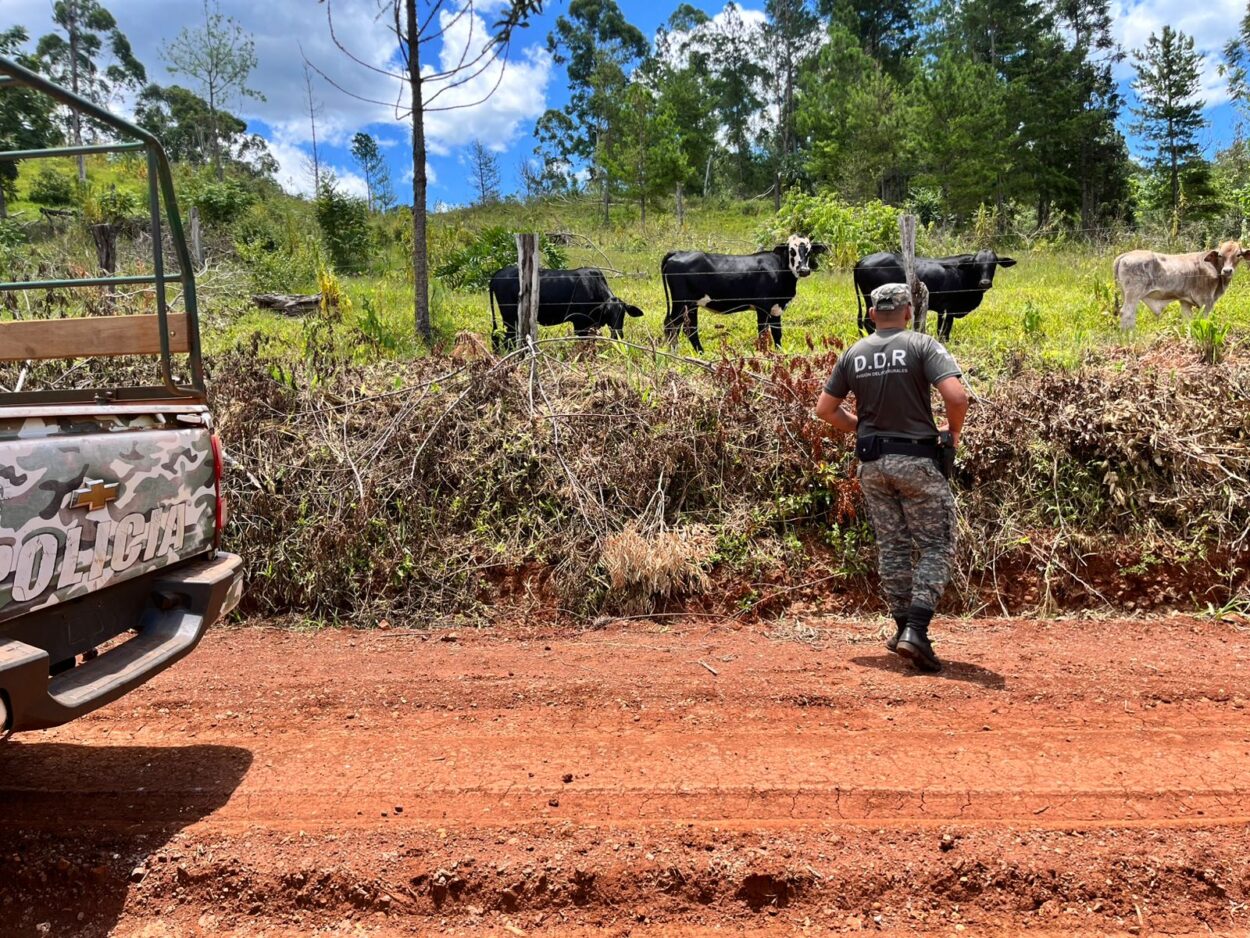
[
  {"xmin": 886, "ymin": 612, "xmax": 908, "ymax": 653},
  {"xmin": 895, "ymin": 606, "xmax": 942, "ymax": 673}
]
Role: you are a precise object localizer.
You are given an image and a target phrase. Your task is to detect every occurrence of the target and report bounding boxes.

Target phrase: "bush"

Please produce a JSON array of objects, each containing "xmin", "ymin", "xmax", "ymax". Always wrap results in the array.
[
  {"xmin": 28, "ymin": 167, "xmax": 76, "ymax": 206},
  {"xmin": 761, "ymin": 190, "xmax": 913, "ymax": 267},
  {"xmin": 234, "ymin": 202, "xmax": 325, "ymax": 293},
  {"xmin": 314, "ymin": 179, "xmax": 371, "ymax": 275},
  {"xmin": 433, "ymin": 225, "xmax": 568, "ymax": 290},
  {"xmin": 188, "ymin": 176, "xmax": 256, "ymax": 226}
]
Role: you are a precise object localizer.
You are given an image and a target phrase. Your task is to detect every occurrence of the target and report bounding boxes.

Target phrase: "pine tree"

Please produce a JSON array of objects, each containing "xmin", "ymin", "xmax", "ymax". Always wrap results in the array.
[
  {"xmin": 1131, "ymin": 27, "xmax": 1208, "ymax": 216},
  {"xmin": 351, "ymin": 132, "xmax": 394, "ymax": 212},
  {"xmin": 708, "ymin": 3, "xmax": 767, "ymax": 197},
  {"xmin": 644, "ymin": 6, "xmax": 718, "ymax": 196},
  {"xmin": 467, "ymin": 140, "xmax": 502, "ymax": 205},
  {"xmin": 1221, "ymin": 2, "xmax": 1250, "ymax": 129}
]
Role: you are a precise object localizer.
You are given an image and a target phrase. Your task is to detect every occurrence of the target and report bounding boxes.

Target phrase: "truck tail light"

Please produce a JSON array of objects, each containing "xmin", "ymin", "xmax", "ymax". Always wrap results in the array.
[{"xmin": 210, "ymin": 433, "xmax": 226, "ymax": 549}]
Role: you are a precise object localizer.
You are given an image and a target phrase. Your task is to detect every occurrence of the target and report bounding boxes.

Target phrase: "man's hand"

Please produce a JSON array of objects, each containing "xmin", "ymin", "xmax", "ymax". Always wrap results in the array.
[
  {"xmin": 934, "ymin": 377, "xmax": 968, "ymax": 447},
  {"xmin": 938, "ymin": 422, "xmax": 960, "ymax": 449}
]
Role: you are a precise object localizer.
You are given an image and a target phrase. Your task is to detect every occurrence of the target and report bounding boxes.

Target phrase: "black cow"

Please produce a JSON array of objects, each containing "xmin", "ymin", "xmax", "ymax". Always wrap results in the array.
[
  {"xmin": 489, "ymin": 265, "xmax": 644, "ymax": 349},
  {"xmin": 852, "ymin": 249, "xmax": 1017, "ymax": 340},
  {"xmin": 661, "ymin": 235, "xmax": 828, "ymax": 353}
]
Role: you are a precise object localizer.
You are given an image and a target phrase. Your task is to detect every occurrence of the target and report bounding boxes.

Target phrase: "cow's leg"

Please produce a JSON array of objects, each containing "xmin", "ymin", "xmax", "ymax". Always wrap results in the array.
[
  {"xmin": 664, "ymin": 302, "xmax": 683, "ymax": 347},
  {"xmin": 1179, "ymin": 301, "xmax": 1195, "ymax": 321},
  {"xmin": 768, "ymin": 304, "xmax": 783, "ymax": 347},
  {"xmin": 1144, "ymin": 298, "xmax": 1170, "ymax": 319},
  {"xmin": 502, "ymin": 306, "xmax": 519, "ymax": 350},
  {"xmin": 1119, "ymin": 293, "xmax": 1139, "ymax": 331},
  {"xmin": 683, "ymin": 306, "xmax": 703, "ymax": 354},
  {"xmin": 938, "ymin": 314, "xmax": 953, "ymax": 342}
]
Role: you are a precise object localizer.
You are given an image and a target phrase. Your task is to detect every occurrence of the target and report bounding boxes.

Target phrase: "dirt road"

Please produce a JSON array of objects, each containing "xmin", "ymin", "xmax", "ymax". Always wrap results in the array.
[{"xmin": 3, "ymin": 615, "xmax": 1250, "ymax": 936}]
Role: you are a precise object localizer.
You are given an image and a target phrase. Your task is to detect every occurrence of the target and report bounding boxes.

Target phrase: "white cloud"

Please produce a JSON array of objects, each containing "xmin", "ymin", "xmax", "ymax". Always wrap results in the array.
[
  {"xmin": 420, "ymin": 8, "xmax": 552, "ymax": 154},
  {"xmin": 1111, "ymin": 0, "xmax": 1242, "ymax": 107},
  {"xmin": 2, "ymin": 0, "xmax": 547, "ymax": 174},
  {"xmin": 266, "ymin": 136, "xmax": 369, "ymax": 199}
]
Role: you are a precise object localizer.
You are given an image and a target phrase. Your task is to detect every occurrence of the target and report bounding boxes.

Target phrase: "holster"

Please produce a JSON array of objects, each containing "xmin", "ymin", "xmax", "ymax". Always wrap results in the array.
[
  {"xmin": 937, "ymin": 430, "xmax": 956, "ymax": 479},
  {"xmin": 854, "ymin": 435, "xmax": 883, "ymax": 462}
]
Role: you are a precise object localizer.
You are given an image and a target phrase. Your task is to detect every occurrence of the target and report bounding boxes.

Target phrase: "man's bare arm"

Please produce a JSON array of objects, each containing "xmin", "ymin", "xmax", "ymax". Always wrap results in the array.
[
  {"xmin": 815, "ymin": 391, "xmax": 858, "ymax": 433},
  {"xmin": 935, "ymin": 376, "xmax": 969, "ymax": 446}
]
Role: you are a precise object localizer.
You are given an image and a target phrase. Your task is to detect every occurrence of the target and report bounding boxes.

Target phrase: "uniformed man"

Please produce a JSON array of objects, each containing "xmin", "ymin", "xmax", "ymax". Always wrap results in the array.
[{"xmin": 814, "ymin": 283, "xmax": 969, "ymax": 673}]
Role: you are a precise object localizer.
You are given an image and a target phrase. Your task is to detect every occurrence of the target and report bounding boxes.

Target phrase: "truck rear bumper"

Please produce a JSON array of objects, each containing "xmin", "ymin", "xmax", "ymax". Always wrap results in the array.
[{"xmin": 0, "ymin": 552, "xmax": 242, "ymax": 733}]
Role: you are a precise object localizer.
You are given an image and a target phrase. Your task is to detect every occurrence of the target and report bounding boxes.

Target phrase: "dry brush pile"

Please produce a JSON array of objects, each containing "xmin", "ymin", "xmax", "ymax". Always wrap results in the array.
[{"xmin": 201, "ymin": 334, "xmax": 1250, "ymax": 625}]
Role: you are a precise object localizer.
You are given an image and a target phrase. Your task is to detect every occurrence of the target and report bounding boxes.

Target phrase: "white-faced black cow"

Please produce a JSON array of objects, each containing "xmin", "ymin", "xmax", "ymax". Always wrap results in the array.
[
  {"xmin": 489, "ymin": 265, "xmax": 644, "ymax": 349},
  {"xmin": 661, "ymin": 235, "xmax": 828, "ymax": 353},
  {"xmin": 853, "ymin": 249, "xmax": 1017, "ymax": 341}
]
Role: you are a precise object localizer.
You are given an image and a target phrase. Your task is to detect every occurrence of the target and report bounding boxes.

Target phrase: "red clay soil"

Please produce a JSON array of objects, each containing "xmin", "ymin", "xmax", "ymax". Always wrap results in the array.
[{"xmin": 2, "ymin": 615, "xmax": 1250, "ymax": 937}]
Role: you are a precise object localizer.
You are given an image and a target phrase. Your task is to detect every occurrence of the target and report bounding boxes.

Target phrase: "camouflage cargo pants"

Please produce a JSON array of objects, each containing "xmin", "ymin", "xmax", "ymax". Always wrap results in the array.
[{"xmin": 858, "ymin": 454, "xmax": 956, "ymax": 614}]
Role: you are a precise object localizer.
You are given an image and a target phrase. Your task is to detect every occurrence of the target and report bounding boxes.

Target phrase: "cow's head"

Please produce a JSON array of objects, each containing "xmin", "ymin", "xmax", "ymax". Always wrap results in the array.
[
  {"xmin": 1213, "ymin": 241, "xmax": 1250, "ymax": 281},
  {"xmin": 973, "ymin": 248, "xmax": 1017, "ymax": 289},
  {"xmin": 597, "ymin": 298, "xmax": 644, "ymax": 338},
  {"xmin": 777, "ymin": 236, "xmax": 828, "ymax": 278}
]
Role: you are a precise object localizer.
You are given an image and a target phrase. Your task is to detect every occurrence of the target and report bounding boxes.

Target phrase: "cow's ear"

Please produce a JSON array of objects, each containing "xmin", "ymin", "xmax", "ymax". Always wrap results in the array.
[
  {"xmin": 1241, "ymin": 248, "xmax": 1250, "ymax": 259},
  {"xmin": 997, "ymin": 256, "xmax": 1017, "ymax": 268},
  {"xmin": 809, "ymin": 242, "xmax": 830, "ymax": 270},
  {"xmin": 1204, "ymin": 250, "xmax": 1222, "ymax": 269},
  {"xmin": 626, "ymin": 304, "xmax": 644, "ymax": 318}
]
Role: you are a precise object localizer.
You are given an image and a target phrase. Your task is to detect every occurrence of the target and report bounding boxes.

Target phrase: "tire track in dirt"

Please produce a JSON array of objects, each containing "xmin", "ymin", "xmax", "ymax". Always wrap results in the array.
[{"xmin": 1, "ymin": 616, "xmax": 1249, "ymax": 936}]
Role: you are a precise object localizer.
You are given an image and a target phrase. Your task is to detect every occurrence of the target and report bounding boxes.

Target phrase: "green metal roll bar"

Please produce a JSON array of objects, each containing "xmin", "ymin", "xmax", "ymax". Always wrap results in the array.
[{"xmin": 0, "ymin": 55, "xmax": 203, "ymax": 403}]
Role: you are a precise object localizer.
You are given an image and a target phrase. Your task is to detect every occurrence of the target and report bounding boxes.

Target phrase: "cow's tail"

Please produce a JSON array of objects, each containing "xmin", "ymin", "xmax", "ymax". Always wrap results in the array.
[
  {"xmin": 853, "ymin": 268, "xmax": 865, "ymax": 335},
  {"xmin": 489, "ymin": 281, "xmax": 500, "ymax": 353},
  {"xmin": 661, "ymin": 252, "xmax": 674, "ymax": 316}
]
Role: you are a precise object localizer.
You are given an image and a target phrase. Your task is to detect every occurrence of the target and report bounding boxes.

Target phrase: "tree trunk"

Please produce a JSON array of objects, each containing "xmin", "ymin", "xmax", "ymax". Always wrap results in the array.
[
  {"xmin": 675, "ymin": 181, "xmax": 684, "ymax": 228},
  {"xmin": 0, "ymin": 184, "xmax": 8, "ymax": 220},
  {"xmin": 209, "ymin": 87, "xmax": 223, "ymax": 182},
  {"xmin": 69, "ymin": 2, "xmax": 86, "ymax": 184},
  {"xmin": 408, "ymin": 0, "xmax": 431, "ymax": 345},
  {"xmin": 189, "ymin": 205, "xmax": 204, "ymax": 267},
  {"xmin": 601, "ymin": 173, "xmax": 609, "ymax": 227},
  {"xmin": 91, "ymin": 222, "xmax": 117, "ymax": 310}
]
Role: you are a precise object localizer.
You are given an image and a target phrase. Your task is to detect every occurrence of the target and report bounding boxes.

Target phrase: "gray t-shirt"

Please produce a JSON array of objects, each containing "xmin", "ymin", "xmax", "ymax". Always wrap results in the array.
[{"xmin": 823, "ymin": 329, "xmax": 962, "ymax": 439}]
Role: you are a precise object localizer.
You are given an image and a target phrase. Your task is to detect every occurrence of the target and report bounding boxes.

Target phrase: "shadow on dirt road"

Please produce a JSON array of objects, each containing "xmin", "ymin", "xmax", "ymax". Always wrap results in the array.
[
  {"xmin": 0, "ymin": 741, "xmax": 252, "ymax": 938},
  {"xmin": 851, "ymin": 653, "xmax": 1007, "ymax": 689}
]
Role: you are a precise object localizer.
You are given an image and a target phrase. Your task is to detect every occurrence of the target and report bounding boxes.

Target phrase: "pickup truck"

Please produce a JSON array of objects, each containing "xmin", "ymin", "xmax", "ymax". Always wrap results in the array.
[{"xmin": 0, "ymin": 57, "xmax": 243, "ymax": 734}]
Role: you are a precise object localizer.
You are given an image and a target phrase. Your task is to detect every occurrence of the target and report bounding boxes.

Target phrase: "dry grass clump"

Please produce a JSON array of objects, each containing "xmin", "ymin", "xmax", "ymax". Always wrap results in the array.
[{"xmin": 601, "ymin": 524, "xmax": 714, "ymax": 614}]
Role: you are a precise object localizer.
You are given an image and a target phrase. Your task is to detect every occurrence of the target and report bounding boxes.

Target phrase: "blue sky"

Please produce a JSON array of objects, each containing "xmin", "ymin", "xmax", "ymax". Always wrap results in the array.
[{"xmin": 2, "ymin": 0, "xmax": 1244, "ymax": 208}]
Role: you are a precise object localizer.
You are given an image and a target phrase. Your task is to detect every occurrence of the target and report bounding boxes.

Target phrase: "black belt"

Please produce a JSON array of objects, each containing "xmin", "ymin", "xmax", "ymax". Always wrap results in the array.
[{"xmin": 877, "ymin": 437, "xmax": 941, "ymax": 458}]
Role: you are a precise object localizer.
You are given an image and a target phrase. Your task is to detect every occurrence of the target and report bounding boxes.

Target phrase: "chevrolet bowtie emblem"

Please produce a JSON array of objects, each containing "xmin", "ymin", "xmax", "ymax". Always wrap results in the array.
[{"xmin": 70, "ymin": 479, "xmax": 120, "ymax": 512}]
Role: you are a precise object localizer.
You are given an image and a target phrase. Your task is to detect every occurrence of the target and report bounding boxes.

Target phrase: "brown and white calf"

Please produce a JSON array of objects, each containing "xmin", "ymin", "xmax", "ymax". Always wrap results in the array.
[{"xmin": 1114, "ymin": 241, "xmax": 1250, "ymax": 330}]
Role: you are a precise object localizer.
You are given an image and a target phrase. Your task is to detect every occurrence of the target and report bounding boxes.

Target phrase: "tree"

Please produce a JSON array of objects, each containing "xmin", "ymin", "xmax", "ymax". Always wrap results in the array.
[
  {"xmin": 135, "ymin": 83, "xmax": 275, "ymax": 175},
  {"xmin": 351, "ymin": 132, "xmax": 395, "ymax": 212},
  {"xmin": 645, "ymin": 6, "xmax": 718, "ymax": 196},
  {"xmin": 162, "ymin": 0, "xmax": 263, "ymax": 182},
  {"xmin": 603, "ymin": 83, "xmax": 689, "ymax": 226},
  {"xmin": 1221, "ymin": 2, "xmax": 1250, "ymax": 130},
  {"xmin": 818, "ymin": 0, "xmax": 915, "ymax": 75},
  {"xmin": 35, "ymin": 0, "xmax": 146, "ymax": 182},
  {"xmin": 909, "ymin": 52, "xmax": 1012, "ymax": 219},
  {"xmin": 763, "ymin": 0, "xmax": 819, "ymax": 207},
  {"xmin": 536, "ymin": 0, "xmax": 648, "ymax": 223},
  {"xmin": 314, "ymin": 0, "xmax": 543, "ymax": 345},
  {"xmin": 466, "ymin": 140, "xmax": 502, "ymax": 205},
  {"xmin": 708, "ymin": 3, "xmax": 768, "ymax": 197},
  {"xmin": 1131, "ymin": 27, "xmax": 1208, "ymax": 216},
  {"xmin": 0, "ymin": 27, "xmax": 63, "ymax": 218},
  {"xmin": 302, "ymin": 63, "xmax": 322, "ymax": 195}
]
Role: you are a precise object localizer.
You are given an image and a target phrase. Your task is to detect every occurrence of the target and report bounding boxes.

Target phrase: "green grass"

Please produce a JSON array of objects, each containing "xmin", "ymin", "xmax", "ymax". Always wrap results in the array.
[{"xmin": 7, "ymin": 161, "xmax": 1250, "ymax": 376}]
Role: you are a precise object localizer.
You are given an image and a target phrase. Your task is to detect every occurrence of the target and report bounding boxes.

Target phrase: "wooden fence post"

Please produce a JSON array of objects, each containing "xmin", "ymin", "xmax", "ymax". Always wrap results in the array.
[
  {"xmin": 899, "ymin": 214, "xmax": 929, "ymax": 334},
  {"xmin": 189, "ymin": 205, "xmax": 204, "ymax": 268},
  {"xmin": 515, "ymin": 233, "xmax": 540, "ymax": 349}
]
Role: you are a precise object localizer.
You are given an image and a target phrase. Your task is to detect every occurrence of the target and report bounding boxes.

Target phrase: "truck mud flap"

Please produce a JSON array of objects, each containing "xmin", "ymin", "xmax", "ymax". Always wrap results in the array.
[{"xmin": 0, "ymin": 553, "xmax": 242, "ymax": 732}]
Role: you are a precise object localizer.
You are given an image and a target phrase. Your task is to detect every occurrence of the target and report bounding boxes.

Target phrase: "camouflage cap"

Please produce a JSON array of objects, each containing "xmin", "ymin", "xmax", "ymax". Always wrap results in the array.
[{"xmin": 871, "ymin": 282, "xmax": 912, "ymax": 311}]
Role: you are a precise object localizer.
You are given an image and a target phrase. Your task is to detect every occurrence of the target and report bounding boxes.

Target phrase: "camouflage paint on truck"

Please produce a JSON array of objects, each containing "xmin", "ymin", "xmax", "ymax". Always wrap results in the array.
[{"xmin": 0, "ymin": 409, "xmax": 216, "ymax": 624}]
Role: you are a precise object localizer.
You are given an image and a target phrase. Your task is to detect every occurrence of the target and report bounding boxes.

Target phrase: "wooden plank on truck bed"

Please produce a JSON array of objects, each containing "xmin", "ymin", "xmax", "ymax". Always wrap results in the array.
[{"xmin": 0, "ymin": 313, "xmax": 191, "ymax": 361}]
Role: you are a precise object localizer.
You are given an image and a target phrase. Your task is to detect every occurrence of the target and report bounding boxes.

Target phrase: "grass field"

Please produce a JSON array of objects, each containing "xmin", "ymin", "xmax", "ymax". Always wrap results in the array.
[{"xmin": 6, "ymin": 157, "xmax": 1250, "ymax": 376}]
